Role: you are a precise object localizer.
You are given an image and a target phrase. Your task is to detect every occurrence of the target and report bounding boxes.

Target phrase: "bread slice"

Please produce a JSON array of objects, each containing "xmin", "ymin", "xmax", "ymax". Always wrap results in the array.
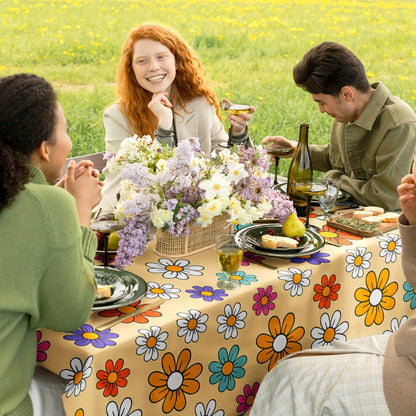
[
  {"xmin": 362, "ymin": 216, "xmax": 381, "ymax": 224},
  {"xmin": 353, "ymin": 210, "xmax": 373, "ymax": 219},
  {"xmin": 261, "ymin": 234, "xmax": 298, "ymax": 249},
  {"xmin": 379, "ymin": 212, "xmax": 400, "ymax": 223},
  {"xmin": 363, "ymin": 206, "xmax": 384, "ymax": 216},
  {"xmin": 96, "ymin": 284, "xmax": 112, "ymax": 299}
]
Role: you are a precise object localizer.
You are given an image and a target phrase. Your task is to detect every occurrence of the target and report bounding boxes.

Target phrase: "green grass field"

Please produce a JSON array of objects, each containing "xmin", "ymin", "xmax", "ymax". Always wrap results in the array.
[{"xmin": 1, "ymin": 0, "xmax": 416, "ymax": 175}]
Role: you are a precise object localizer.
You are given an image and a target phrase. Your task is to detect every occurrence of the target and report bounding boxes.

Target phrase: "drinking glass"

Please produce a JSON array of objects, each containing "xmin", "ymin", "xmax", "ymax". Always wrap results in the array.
[
  {"xmin": 90, "ymin": 214, "xmax": 124, "ymax": 267},
  {"xmin": 316, "ymin": 178, "xmax": 342, "ymax": 221},
  {"xmin": 293, "ymin": 179, "xmax": 328, "ymax": 228},
  {"xmin": 265, "ymin": 143, "xmax": 293, "ymax": 186},
  {"xmin": 215, "ymin": 234, "xmax": 244, "ymax": 290},
  {"xmin": 219, "ymin": 101, "xmax": 251, "ymax": 149}
]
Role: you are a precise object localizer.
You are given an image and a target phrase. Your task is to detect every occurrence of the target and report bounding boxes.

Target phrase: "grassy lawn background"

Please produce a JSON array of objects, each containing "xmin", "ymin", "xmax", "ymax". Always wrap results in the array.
[{"xmin": 1, "ymin": 0, "xmax": 416, "ymax": 176}]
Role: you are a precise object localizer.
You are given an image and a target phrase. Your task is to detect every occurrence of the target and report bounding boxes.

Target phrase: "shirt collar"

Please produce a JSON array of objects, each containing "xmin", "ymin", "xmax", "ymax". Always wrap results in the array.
[
  {"xmin": 29, "ymin": 165, "xmax": 47, "ymax": 185},
  {"xmin": 353, "ymin": 81, "xmax": 390, "ymax": 130}
]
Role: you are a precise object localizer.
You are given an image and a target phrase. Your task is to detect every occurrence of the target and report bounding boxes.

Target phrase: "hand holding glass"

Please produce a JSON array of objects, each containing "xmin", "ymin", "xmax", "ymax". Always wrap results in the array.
[
  {"xmin": 215, "ymin": 234, "xmax": 244, "ymax": 290},
  {"xmin": 316, "ymin": 178, "xmax": 341, "ymax": 221},
  {"xmin": 219, "ymin": 101, "xmax": 251, "ymax": 148}
]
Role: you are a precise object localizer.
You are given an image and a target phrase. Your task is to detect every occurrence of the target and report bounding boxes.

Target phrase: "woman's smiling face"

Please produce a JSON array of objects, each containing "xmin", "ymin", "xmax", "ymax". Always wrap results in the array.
[{"xmin": 131, "ymin": 38, "xmax": 176, "ymax": 94}]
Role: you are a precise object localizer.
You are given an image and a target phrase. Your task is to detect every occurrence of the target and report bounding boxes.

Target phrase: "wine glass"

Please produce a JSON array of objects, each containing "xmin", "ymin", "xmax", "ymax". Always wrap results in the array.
[
  {"xmin": 215, "ymin": 234, "xmax": 244, "ymax": 290},
  {"xmin": 219, "ymin": 101, "xmax": 251, "ymax": 149},
  {"xmin": 265, "ymin": 143, "xmax": 294, "ymax": 187},
  {"xmin": 293, "ymin": 179, "xmax": 328, "ymax": 228},
  {"xmin": 316, "ymin": 178, "xmax": 341, "ymax": 221},
  {"xmin": 90, "ymin": 214, "xmax": 125, "ymax": 268}
]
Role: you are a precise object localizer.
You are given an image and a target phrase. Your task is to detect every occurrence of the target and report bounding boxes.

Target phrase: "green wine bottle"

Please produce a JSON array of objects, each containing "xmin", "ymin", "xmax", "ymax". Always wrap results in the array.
[{"xmin": 287, "ymin": 123, "xmax": 313, "ymax": 217}]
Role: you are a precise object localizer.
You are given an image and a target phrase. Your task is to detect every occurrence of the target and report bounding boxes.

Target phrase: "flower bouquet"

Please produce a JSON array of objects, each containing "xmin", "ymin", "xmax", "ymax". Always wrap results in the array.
[{"xmin": 106, "ymin": 135, "xmax": 295, "ymax": 269}]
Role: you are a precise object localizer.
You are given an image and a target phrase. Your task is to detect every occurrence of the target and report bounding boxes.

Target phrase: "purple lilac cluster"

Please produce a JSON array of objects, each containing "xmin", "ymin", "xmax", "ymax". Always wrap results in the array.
[
  {"xmin": 226, "ymin": 145, "xmax": 295, "ymax": 224},
  {"xmin": 115, "ymin": 216, "xmax": 151, "ymax": 269}
]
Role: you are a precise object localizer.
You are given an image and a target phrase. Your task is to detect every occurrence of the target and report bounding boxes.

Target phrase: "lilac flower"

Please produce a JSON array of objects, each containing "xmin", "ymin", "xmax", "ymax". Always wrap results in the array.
[{"xmin": 63, "ymin": 324, "xmax": 118, "ymax": 348}]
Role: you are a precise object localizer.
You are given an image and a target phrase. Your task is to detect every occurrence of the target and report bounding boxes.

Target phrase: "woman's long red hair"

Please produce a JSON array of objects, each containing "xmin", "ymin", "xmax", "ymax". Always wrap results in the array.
[{"xmin": 116, "ymin": 23, "xmax": 221, "ymax": 137}]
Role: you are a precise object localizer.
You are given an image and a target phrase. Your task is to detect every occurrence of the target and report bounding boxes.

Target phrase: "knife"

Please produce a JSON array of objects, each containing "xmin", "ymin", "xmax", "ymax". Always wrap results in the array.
[
  {"xmin": 95, "ymin": 299, "xmax": 165, "ymax": 331},
  {"xmin": 244, "ymin": 256, "xmax": 277, "ymax": 270}
]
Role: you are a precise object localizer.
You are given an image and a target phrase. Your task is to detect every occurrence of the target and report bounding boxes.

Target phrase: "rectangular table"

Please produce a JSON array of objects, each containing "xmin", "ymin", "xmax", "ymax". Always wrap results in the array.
[{"xmin": 38, "ymin": 206, "xmax": 416, "ymax": 415}]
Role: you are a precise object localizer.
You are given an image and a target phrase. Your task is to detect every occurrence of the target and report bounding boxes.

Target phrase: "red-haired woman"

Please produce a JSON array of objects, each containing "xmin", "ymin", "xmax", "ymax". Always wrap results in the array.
[{"xmin": 98, "ymin": 22, "xmax": 255, "ymax": 212}]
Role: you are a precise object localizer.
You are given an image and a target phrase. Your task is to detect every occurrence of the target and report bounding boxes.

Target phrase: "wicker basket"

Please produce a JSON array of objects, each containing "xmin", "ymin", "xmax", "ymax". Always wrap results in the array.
[{"xmin": 154, "ymin": 213, "xmax": 231, "ymax": 257}]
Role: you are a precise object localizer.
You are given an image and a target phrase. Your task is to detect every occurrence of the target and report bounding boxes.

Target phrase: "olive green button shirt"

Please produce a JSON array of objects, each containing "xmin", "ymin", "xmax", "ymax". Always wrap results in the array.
[{"xmin": 309, "ymin": 82, "xmax": 416, "ymax": 211}]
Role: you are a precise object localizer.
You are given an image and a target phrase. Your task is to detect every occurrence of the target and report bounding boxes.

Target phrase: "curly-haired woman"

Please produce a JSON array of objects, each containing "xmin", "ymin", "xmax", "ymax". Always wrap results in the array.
[
  {"xmin": 97, "ymin": 22, "xmax": 255, "ymax": 212},
  {"xmin": 0, "ymin": 73, "xmax": 103, "ymax": 415}
]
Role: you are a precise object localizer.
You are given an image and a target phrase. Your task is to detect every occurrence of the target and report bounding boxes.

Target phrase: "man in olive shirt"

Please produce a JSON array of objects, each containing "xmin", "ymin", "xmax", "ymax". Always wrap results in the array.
[{"xmin": 263, "ymin": 42, "xmax": 416, "ymax": 211}]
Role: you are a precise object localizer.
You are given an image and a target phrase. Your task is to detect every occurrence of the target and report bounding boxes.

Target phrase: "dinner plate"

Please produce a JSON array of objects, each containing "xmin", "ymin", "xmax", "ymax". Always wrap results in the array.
[
  {"xmin": 92, "ymin": 266, "xmax": 148, "ymax": 311},
  {"xmin": 235, "ymin": 224, "xmax": 325, "ymax": 258},
  {"xmin": 275, "ymin": 182, "xmax": 349, "ymax": 204},
  {"xmin": 94, "ymin": 269, "xmax": 131, "ymax": 306},
  {"xmin": 245, "ymin": 225, "xmax": 312, "ymax": 253}
]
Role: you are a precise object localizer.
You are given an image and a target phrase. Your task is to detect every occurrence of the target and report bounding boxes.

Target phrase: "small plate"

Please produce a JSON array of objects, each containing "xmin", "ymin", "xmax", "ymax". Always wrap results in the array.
[
  {"xmin": 275, "ymin": 182, "xmax": 349, "ymax": 204},
  {"xmin": 92, "ymin": 266, "xmax": 148, "ymax": 311},
  {"xmin": 94, "ymin": 269, "xmax": 131, "ymax": 305},
  {"xmin": 245, "ymin": 225, "xmax": 311, "ymax": 253},
  {"xmin": 235, "ymin": 224, "xmax": 325, "ymax": 258}
]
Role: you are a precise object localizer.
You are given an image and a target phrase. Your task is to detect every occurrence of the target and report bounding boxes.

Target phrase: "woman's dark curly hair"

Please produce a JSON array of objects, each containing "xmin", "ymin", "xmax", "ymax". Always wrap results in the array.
[{"xmin": 0, "ymin": 73, "xmax": 57, "ymax": 212}]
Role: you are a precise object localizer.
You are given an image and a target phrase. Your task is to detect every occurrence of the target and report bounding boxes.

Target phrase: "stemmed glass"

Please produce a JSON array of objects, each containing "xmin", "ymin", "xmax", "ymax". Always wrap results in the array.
[
  {"xmin": 265, "ymin": 143, "xmax": 293, "ymax": 187},
  {"xmin": 215, "ymin": 233, "xmax": 244, "ymax": 290},
  {"xmin": 219, "ymin": 101, "xmax": 251, "ymax": 149},
  {"xmin": 293, "ymin": 179, "xmax": 328, "ymax": 228},
  {"xmin": 316, "ymin": 178, "xmax": 341, "ymax": 221},
  {"xmin": 90, "ymin": 214, "xmax": 124, "ymax": 268}
]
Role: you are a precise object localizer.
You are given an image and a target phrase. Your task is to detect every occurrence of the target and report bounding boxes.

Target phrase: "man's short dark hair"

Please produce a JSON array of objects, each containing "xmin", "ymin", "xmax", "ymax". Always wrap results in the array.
[{"xmin": 293, "ymin": 42, "xmax": 371, "ymax": 96}]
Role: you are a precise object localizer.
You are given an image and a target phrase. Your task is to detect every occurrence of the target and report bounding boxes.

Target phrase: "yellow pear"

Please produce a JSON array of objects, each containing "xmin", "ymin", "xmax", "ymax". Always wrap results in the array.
[
  {"xmin": 282, "ymin": 213, "xmax": 305, "ymax": 238},
  {"xmin": 108, "ymin": 231, "xmax": 120, "ymax": 251}
]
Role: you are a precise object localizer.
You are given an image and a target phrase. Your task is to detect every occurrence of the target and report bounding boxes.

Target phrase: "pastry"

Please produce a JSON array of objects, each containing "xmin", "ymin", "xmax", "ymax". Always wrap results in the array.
[
  {"xmin": 363, "ymin": 206, "xmax": 384, "ymax": 216},
  {"xmin": 353, "ymin": 210, "xmax": 373, "ymax": 219}
]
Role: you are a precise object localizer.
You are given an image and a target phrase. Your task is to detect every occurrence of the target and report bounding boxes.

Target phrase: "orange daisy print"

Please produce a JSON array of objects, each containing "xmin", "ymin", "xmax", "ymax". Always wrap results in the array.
[
  {"xmin": 313, "ymin": 274, "xmax": 340, "ymax": 309},
  {"xmin": 96, "ymin": 358, "xmax": 130, "ymax": 397},
  {"xmin": 98, "ymin": 300, "xmax": 162, "ymax": 324},
  {"xmin": 319, "ymin": 224, "xmax": 362, "ymax": 246},
  {"xmin": 355, "ymin": 268, "xmax": 398, "ymax": 326},
  {"xmin": 256, "ymin": 313, "xmax": 304, "ymax": 371},
  {"xmin": 148, "ymin": 348, "xmax": 202, "ymax": 413}
]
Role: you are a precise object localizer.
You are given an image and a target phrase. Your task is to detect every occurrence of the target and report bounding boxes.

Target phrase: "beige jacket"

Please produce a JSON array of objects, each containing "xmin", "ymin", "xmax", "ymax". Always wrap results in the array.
[
  {"xmin": 96, "ymin": 97, "xmax": 229, "ymax": 212},
  {"xmin": 383, "ymin": 214, "xmax": 416, "ymax": 415}
]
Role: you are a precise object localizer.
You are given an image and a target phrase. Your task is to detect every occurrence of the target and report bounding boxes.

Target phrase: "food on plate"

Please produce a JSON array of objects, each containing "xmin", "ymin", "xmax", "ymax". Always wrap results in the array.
[
  {"xmin": 379, "ymin": 212, "xmax": 400, "ymax": 223},
  {"xmin": 261, "ymin": 234, "xmax": 299, "ymax": 249},
  {"xmin": 281, "ymin": 213, "xmax": 305, "ymax": 238},
  {"xmin": 96, "ymin": 284, "xmax": 113, "ymax": 299},
  {"xmin": 363, "ymin": 206, "xmax": 385, "ymax": 216},
  {"xmin": 352, "ymin": 210, "xmax": 373, "ymax": 219}
]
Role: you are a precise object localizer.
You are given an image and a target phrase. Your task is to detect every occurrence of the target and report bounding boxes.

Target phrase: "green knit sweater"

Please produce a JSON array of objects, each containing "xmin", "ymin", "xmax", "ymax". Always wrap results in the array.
[{"xmin": 0, "ymin": 166, "xmax": 97, "ymax": 416}]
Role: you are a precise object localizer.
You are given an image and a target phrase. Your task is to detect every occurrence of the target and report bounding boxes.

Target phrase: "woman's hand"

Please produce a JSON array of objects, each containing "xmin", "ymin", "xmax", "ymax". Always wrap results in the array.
[
  {"xmin": 398, "ymin": 173, "xmax": 416, "ymax": 225},
  {"xmin": 62, "ymin": 160, "xmax": 103, "ymax": 226},
  {"xmin": 262, "ymin": 136, "xmax": 297, "ymax": 157},
  {"xmin": 148, "ymin": 92, "xmax": 173, "ymax": 130},
  {"xmin": 55, "ymin": 160, "xmax": 98, "ymax": 187},
  {"xmin": 222, "ymin": 98, "xmax": 255, "ymax": 136}
]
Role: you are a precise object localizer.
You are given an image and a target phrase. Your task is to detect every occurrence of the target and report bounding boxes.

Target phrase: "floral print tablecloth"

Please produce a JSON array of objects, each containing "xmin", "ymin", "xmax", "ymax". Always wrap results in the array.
[{"xmin": 38, "ymin": 208, "xmax": 416, "ymax": 416}]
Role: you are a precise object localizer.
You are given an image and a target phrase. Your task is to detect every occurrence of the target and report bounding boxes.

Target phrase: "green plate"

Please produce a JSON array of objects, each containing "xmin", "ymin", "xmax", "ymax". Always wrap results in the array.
[
  {"xmin": 92, "ymin": 266, "xmax": 147, "ymax": 311},
  {"xmin": 235, "ymin": 224, "xmax": 325, "ymax": 258},
  {"xmin": 245, "ymin": 225, "xmax": 312, "ymax": 253}
]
